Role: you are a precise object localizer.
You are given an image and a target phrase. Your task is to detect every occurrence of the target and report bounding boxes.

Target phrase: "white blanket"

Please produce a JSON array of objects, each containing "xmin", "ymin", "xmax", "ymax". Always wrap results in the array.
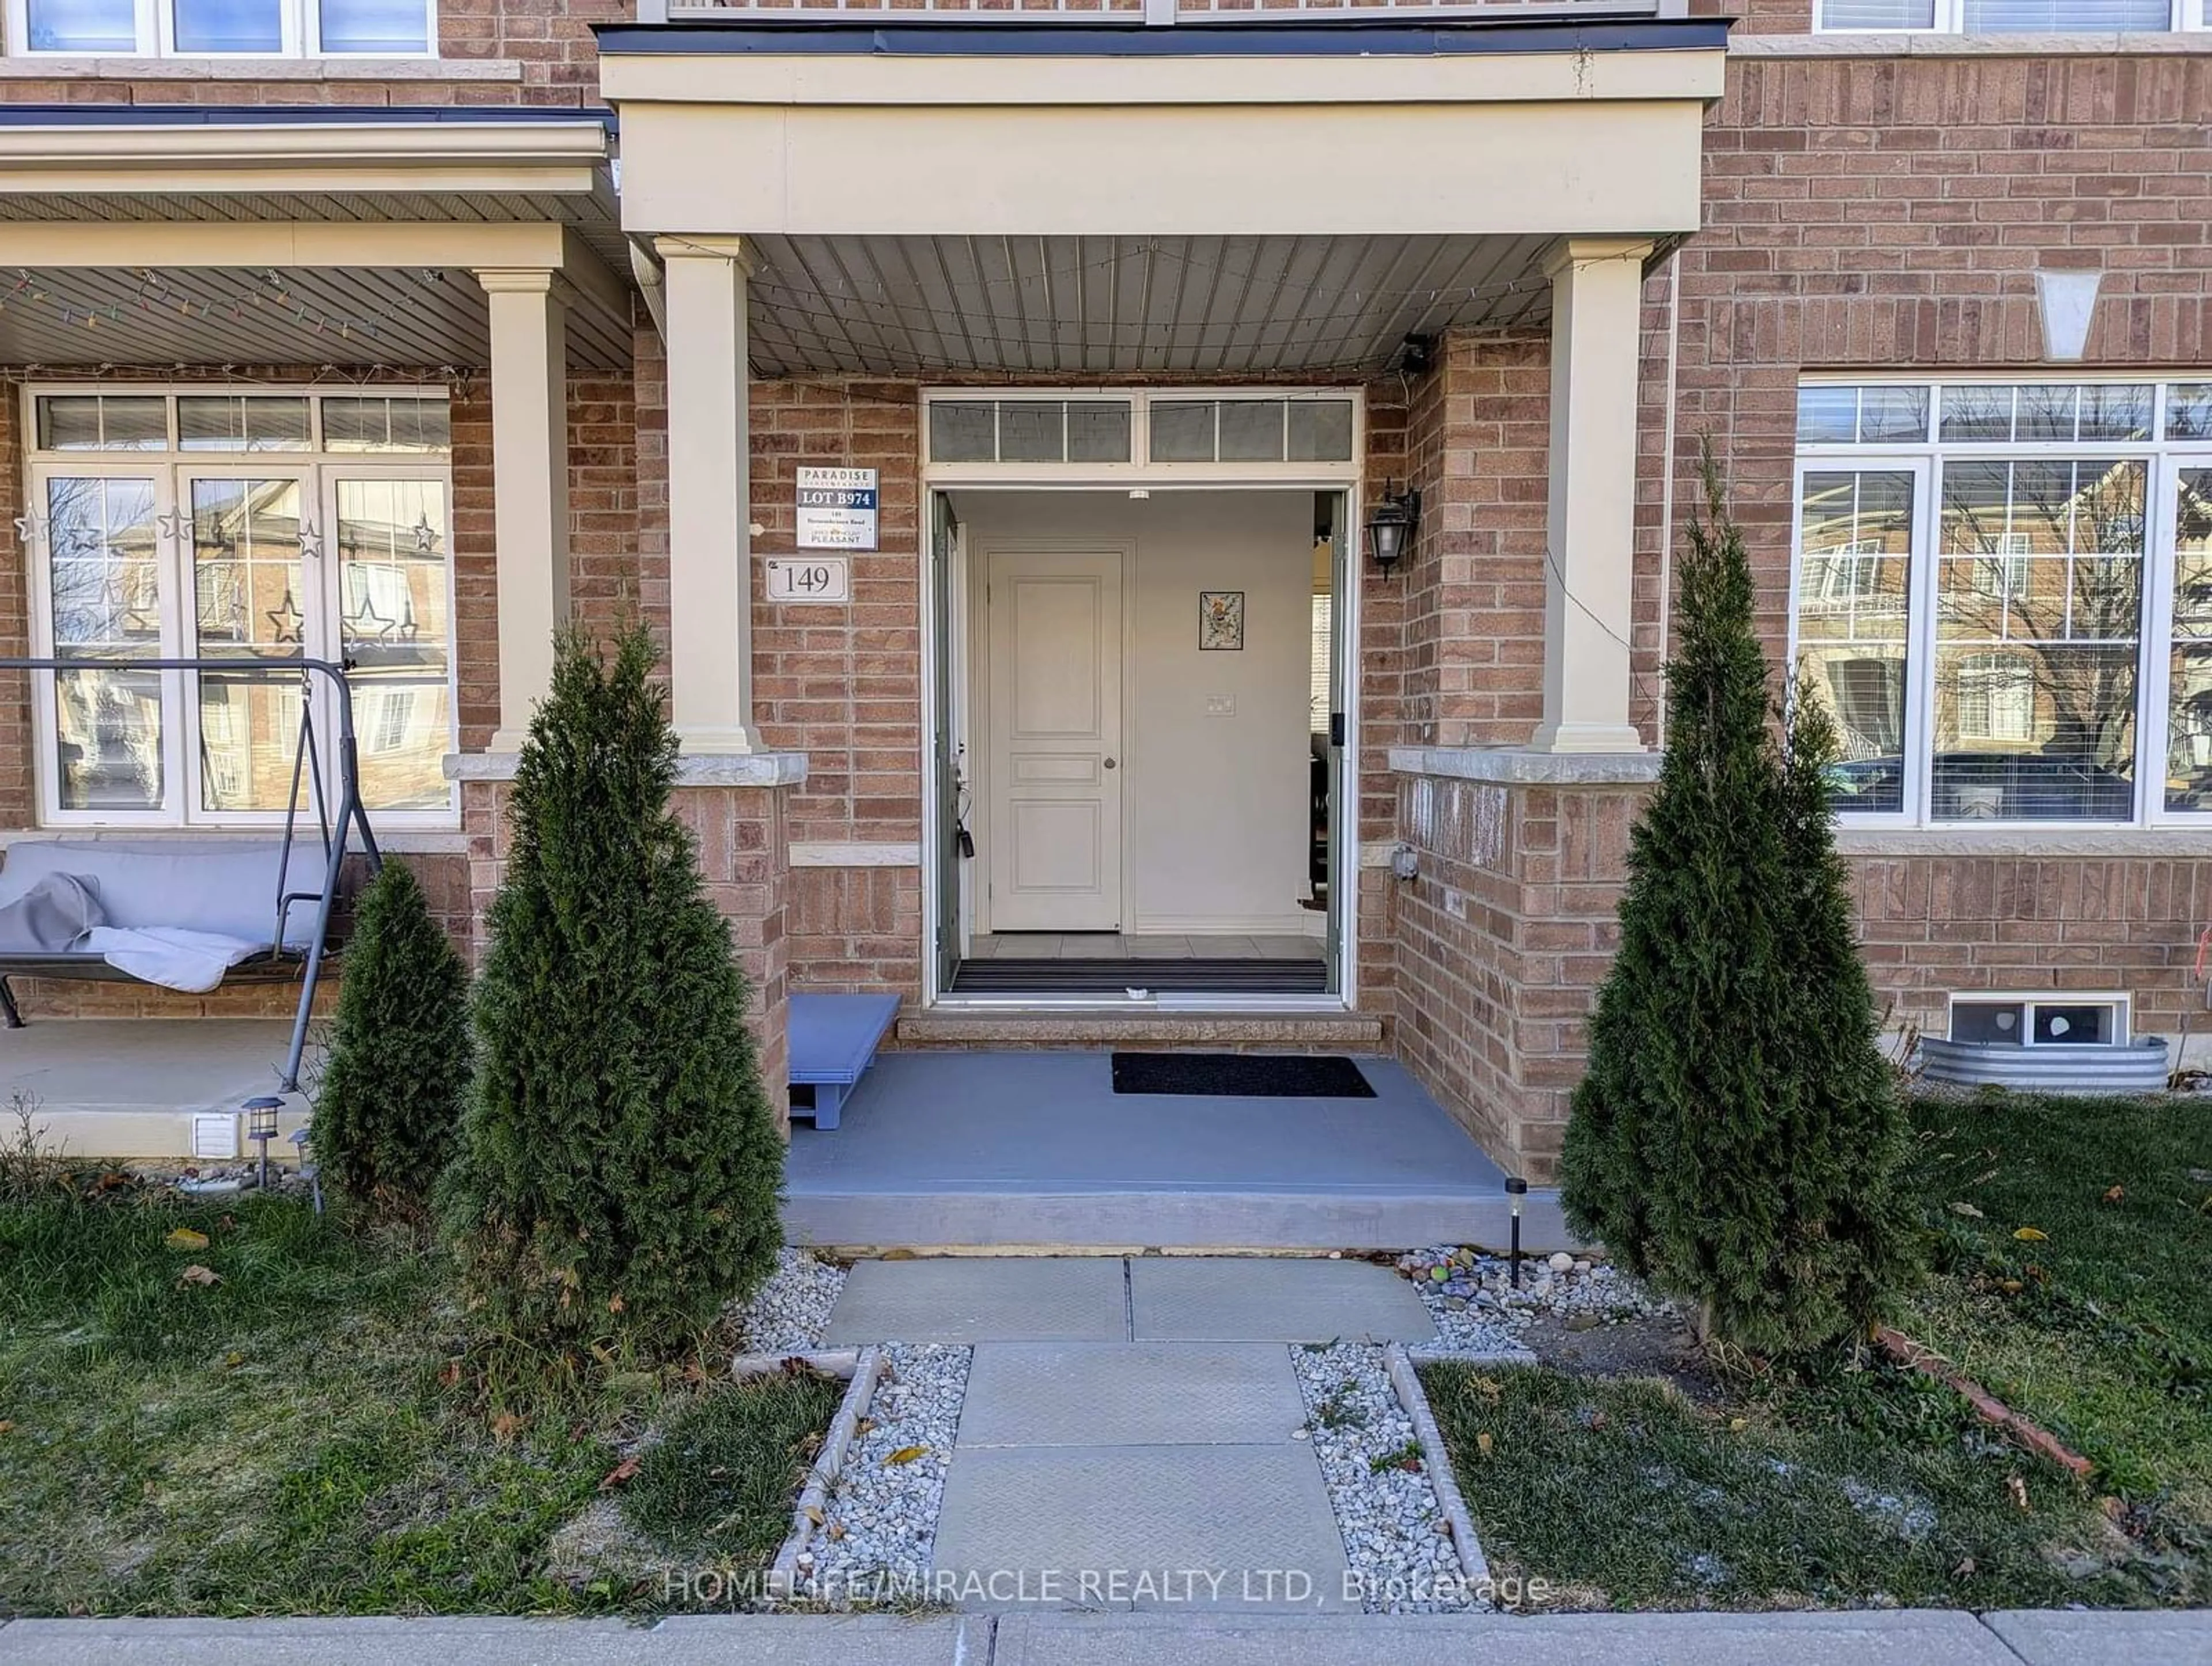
[{"xmin": 79, "ymin": 926, "xmax": 265, "ymax": 994}]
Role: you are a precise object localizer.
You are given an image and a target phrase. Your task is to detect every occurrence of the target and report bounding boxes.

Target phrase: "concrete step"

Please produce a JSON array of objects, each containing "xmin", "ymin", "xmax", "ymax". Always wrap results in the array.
[
  {"xmin": 786, "ymin": 1187, "xmax": 1566, "ymax": 1255},
  {"xmin": 893, "ymin": 1010, "xmax": 1385, "ymax": 1051}
]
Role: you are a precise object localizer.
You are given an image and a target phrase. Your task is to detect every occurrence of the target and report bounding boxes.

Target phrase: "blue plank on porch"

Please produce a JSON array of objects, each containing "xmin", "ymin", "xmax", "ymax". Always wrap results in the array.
[{"xmin": 787, "ymin": 992, "xmax": 901, "ymax": 1130}]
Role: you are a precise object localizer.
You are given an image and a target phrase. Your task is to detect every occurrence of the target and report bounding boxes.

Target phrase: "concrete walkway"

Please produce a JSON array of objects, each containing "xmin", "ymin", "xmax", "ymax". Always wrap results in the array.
[
  {"xmin": 5, "ymin": 1610, "xmax": 2207, "ymax": 1665},
  {"xmin": 823, "ymin": 1256, "xmax": 1435, "ymax": 1612}
]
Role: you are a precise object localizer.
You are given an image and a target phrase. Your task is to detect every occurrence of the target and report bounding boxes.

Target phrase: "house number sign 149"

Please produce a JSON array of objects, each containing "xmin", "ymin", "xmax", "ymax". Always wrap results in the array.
[{"xmin": 764, "ymin": 555, "xmax": 851, "ymax": 604}]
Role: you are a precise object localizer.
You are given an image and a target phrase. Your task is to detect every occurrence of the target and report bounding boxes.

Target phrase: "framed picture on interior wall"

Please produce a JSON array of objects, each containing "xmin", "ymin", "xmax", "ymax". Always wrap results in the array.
[{"xmin": 1200, "ymin": 590, "xmax": 1245, "ymax": 651}]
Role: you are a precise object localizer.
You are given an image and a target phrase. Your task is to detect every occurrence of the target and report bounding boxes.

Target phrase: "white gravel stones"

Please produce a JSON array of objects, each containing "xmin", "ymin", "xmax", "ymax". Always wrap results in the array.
[
  {"xmin": 1396, "ymin": 1245, "xmax": 1666, "ymax": 1356},
  {"xmin": 798, "ymin": 1342, "xmax": 970, "ymax": 1605},
  {"xmin": 732, "ymin": 1248, "xmax": 848, "ymax": 1354},
  {"xmin": 1291, "ymin": 1341, "xmax": 1474, "ymax": 1614}
]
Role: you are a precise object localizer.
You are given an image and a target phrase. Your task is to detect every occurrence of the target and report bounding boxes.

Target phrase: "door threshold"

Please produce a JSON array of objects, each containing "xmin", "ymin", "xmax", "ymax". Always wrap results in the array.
[{"xmin": 925, "ymin": 993, "xmax": 1355, "ymax": 1014}]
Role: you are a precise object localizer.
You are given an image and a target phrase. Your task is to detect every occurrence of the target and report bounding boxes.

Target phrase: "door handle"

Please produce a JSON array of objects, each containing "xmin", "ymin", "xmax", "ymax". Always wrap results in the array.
[{"xmin": 1103, "ymin": 758, "xmax": 1117, "ymax": 770}]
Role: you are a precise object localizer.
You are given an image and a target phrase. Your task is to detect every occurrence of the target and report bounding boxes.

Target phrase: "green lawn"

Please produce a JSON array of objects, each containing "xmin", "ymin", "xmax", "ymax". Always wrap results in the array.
[
  {"xmin": 1904, "ymin": 1090, "xmax": 2210, "ymax": 1521},
  {"xmin": 1423, "ymin": 1088, "xmax": 2211, "ymax": 1612},
  {"xmin": 0, "ymin": 1191, "xmax": 839, "ymax": 1618}
]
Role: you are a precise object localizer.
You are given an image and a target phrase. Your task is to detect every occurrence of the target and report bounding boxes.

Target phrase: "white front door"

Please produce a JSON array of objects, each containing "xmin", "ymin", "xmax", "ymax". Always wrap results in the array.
[{"xmin": 984, "ymin": 548, "xmax": 1123, "ymax": 932}]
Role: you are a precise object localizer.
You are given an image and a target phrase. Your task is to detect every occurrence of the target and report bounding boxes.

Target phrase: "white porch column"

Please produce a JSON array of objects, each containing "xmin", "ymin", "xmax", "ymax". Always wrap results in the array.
[
  {"xmin": 656, "ymin": 233, "xmax": 761, "ymax": 753},
  {"xmin": 1531, "ymin": 238, "xmax": 1652, "ymax": 755},
  {"xmin": 475, "ymin": 267, "xmax": 571, "ymax": 752}
]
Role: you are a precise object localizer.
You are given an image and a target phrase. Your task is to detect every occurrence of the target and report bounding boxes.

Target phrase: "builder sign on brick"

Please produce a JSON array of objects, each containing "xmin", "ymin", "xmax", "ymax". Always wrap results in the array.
[{"xmin": 796, "ymin": 466, "xmax": 879, "ymax": 551}]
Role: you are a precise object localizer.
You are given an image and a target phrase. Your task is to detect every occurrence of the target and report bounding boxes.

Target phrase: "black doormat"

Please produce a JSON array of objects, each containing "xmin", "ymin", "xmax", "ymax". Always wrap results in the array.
[
  {"xmin": 951, "ymin": 957, "xmax": 1327, "ymax": 996},
  {"xmin": 1109, "ymin": 1051, "xmax": 1376, "ymax": 1099}
]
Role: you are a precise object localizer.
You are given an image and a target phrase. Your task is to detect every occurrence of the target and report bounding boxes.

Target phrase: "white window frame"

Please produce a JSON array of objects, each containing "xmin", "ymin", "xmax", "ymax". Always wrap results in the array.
[
  {"xmin": 20, "ymin": 384, "xmax": 459, "ymax": 832},
  {"xmin": 1791, "ymin": 374, "xmax": 2212, "ymax": 832},
  {"xmin": 921, "ymin": 388, "xmax": 1366, "ymax": 489},
  {"xmin": 1814, "ymin": 0, "xmax": 2201, "ymax": 31},
  {"xmin": 1946, "ymin": 990, "xmax": 2133, "ymax": 1046},
  {"xmin": 6, "ymin": 0, "xmax": 437, "ymax": 58}
]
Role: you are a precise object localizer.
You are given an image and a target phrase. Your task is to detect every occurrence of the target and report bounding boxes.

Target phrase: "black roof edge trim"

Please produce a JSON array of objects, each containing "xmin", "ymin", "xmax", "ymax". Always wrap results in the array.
[
  {"xmin": 594, "ymin": 17, "xmax": 1732, "ymax": 58},
  {"xmin": 0, "ymin": 104, "xmax": 617, "ymax": 130}
]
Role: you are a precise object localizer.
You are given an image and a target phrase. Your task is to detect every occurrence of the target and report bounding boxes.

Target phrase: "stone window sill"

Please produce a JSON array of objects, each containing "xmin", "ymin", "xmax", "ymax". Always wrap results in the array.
[
  {"xmin": 0, "ymin": 54, "xmax": 522, "ymax": 80},
  {"xmin": 1837, "ymin": 827, "xmax": 2212, "ymax": 857},
  {"xmin": 445, "ymin": 751, "xmax": 809, "ymax": 788},
  {"xmin": 1388, "ymin": 746, "xmax": 1662, "ymax": 787},
  {"xmin": 1735, "ymin": 31, "xmax": 2212, "ymax": 56}
]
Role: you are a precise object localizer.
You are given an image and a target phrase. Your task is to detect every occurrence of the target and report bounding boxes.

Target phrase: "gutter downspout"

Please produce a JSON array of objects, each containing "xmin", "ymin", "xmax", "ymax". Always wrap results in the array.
[
  {"xmin": 1654, "ymin": 244, "xmax": 1681, "ymax": 751},
  {"xmin": 628, "ymin": 236, "xmax": 667, "ymax": 340}
]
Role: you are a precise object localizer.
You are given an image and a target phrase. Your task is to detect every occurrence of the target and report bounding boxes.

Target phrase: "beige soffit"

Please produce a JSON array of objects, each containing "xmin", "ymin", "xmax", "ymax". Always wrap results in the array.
[{"xmin": 0, "ymin": 118, "xmax": 612, "ymax": 198}]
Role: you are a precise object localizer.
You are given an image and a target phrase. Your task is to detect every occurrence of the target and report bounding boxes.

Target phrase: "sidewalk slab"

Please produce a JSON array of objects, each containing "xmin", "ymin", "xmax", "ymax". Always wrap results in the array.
[
  {"xmin": 991, "ymin": 1610, "xmax": 2024, "ymax": 1665},
  {"xmin": 932, "ymin": 1444, "xmax": 1352, "ymax": 1612},
  {"xmin": 1128, "ymin": 1257, "xmax": 1436, "ymax": 1344},
  {"xmin": 822, "ymin": 1256, "xmax": 1128, "ymax": 1343},
  {"xmin": 1983, "ymin": 1608, "xmax": 2212, "ymax": 1666},
  {"xmin": 0, "ymin": 1615, "xmax": 980, "ymax": 1665},
  {"xmin": 959, "ymin": 1343, "xmax": 1306, "ymax": 1447}
]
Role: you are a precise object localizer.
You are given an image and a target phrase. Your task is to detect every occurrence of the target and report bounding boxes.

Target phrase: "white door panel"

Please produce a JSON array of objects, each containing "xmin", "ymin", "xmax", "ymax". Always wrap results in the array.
[{"xmin": 987, "ymin": 550, "xmax": 1123, "ymax": 932}]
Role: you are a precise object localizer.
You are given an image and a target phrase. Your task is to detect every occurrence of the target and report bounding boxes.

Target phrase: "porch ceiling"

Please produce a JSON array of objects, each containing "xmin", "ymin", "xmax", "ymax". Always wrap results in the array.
[
  {"xmin": 0, "ymin": 108, "xmax": 632, "ymax": 370},
  {"xmin": 0, "ymin": 263, "xmax": 630, "ymax": 370},
  {"xmin": 743, "ymin": 232, "xmax": 1560, "ymax": 377}
]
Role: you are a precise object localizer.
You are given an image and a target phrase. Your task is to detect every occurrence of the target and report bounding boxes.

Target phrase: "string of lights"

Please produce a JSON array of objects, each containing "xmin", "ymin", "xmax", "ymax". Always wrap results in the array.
[{"xmin": 3, "ymin": 266, "xmax": 454, "ymax": 346}]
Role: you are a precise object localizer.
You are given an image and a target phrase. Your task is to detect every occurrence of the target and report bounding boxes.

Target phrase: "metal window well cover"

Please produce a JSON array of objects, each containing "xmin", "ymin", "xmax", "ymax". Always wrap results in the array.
[{"xmin": 1918, "ymin": 1037, "xmax": 2170, "ymax": 1094}]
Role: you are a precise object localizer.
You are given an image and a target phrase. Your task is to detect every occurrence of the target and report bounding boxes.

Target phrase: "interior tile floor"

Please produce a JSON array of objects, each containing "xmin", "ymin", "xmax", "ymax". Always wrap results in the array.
[{"xmin": 967, "ymin": 933, "xmax": 1325, "ymax": 961}]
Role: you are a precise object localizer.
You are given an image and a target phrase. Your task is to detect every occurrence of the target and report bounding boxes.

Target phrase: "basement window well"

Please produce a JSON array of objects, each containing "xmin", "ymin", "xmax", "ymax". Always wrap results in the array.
[{"xmin": 1948, "ymin": 994, "xmax": 2128, "ymax": 1047}]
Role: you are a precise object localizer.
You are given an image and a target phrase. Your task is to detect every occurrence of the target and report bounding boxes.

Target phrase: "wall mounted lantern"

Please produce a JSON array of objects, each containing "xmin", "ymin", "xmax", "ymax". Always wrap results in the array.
[{"xmin": 1366, "ymin": 481, "xmax": 1421, "ymax": 572}]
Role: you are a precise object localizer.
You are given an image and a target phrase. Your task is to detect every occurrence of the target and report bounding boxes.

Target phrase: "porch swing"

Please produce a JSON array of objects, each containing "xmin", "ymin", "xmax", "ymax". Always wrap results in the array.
[{"xmin": 0, "ymin": 654, "xmax": 383, "ymax": 1096}]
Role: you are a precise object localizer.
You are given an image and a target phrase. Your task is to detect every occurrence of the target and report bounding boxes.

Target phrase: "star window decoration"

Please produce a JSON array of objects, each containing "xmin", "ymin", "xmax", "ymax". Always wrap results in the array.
[
  {"xmin": 298, "ymin": 516, "xmax": 325, "ymax": 563},
  {"xmin": 347, "ymin": 592, "xmax": 395, "ymax": 642},
  {"xmin": 265, "ymin": 588, "xmax": 305, "ymax": 647},
  {"xmin": 97, "ymin": 569, "xmax": 159, "ymax": 639},
  {"xmin": 11, "ymin": 512, "xmax": 44, "ymax": 551},
  {"xmin": 411, "ymin": 514, "xmax": 441, "ymax": 556}
]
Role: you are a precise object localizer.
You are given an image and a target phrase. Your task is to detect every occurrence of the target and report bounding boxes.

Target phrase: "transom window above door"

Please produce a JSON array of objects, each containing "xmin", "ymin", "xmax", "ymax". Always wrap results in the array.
[
  {"xmin": 12, "ymin": 0, "xmax": 434, "ymax": 56},
  {"xmin": 18, "ymin": 388, "xmax": 457, "ymax": 829},
  {"xmin": 922, "ymin": 390, "xmax": 1362, "ymax": 483},
  {"xmin": 1791, "ymin": 377, "xmax": 2212, "ymax": 828}
]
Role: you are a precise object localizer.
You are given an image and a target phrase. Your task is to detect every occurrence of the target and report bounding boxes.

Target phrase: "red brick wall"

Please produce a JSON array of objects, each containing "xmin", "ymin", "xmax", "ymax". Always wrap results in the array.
[
  {"xmin": 1389, "ymin": 770, "xmax": 1649, "ymax": 1180},
  {"xmin": 1391, "ymin": 335, "xmax": 1585, "ymax": 750},
  {"xmin": 1650, "ymin": 49, "xmax": 2212, "ymax": 1061}
]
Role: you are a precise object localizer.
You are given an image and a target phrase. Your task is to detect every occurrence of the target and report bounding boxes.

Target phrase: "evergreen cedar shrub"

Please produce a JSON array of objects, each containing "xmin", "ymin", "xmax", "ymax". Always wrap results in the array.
[
  {"xmin": 441, "ymin": 625, "xmax": 784, "ymax": 1348},
  {"xmin": 313, "ymin": 858, "xmax": 469, "ymax": 1213},
  {"xmin": 1558, "ymin": 457, "xmax": 1921, "ymax": 1357}
]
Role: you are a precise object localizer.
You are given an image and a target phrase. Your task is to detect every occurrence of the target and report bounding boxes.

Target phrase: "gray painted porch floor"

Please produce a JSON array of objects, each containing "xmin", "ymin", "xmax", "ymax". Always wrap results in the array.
[{"xmin": 784, "ymin": 1051, "xmax": 1567, "ymax": 1251}]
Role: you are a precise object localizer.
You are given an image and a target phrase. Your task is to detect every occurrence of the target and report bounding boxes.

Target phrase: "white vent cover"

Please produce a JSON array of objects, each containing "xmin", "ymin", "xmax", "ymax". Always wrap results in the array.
[{"xmin": 191, "ymin": 1114, "xmax": 238, "ymax": 1161}]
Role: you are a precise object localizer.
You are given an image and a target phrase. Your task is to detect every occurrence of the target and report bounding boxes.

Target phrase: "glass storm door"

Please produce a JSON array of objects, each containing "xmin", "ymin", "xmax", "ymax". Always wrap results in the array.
[
  {"xmin": 1325, "ymin": 490, "xmax": 1350, "ymax": 994},
  {"xmin": 930, "ymin": 491, "xmax": 964, "ymax": 994}
]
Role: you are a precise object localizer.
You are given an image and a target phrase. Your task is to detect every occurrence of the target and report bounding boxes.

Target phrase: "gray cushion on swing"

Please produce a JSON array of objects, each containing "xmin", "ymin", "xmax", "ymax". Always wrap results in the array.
[
  {"xmin": 0, "ymin": 840, "xmax": 325, "ymax": 949},
  {"xmin": 0, "ymin": 871, "xmax": 104, "ymax": 953}
]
